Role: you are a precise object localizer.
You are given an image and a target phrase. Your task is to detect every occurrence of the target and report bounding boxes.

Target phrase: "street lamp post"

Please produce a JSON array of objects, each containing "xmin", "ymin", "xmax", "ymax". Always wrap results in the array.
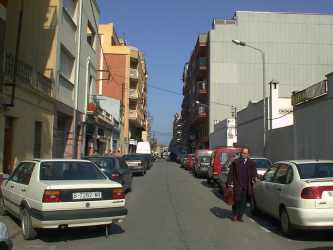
[{"xmin": 232, "ymin": 39, "xmax": 267, "ymax": 156}]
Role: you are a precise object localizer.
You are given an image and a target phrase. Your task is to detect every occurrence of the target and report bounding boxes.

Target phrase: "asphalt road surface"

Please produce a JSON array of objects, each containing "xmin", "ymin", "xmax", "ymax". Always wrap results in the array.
[{"xmin": 1, "ymin": 160, "xmax": 333, "ymax": 250}]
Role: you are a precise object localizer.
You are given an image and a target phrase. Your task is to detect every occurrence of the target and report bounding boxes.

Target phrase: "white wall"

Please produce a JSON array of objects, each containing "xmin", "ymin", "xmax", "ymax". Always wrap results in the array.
[
  {"xmin": 210, "ymin": 118, "xmax": 237, "ymax": 148},
  {"xmin": 209, "ymin": 11, "xmax": 333, "ymax": 134},
  {"xmin": 294, "ymin": 73, "xmax": 333, "ymax": 160}
]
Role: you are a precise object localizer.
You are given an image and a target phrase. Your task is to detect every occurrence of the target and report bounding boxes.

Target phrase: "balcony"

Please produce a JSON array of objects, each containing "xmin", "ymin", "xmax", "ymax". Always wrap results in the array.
[
  {"xmin": 129, "ymin": 109, "xmax": 138, "ymax": 120},
  {"xmin": 130, "ymin": 68, "xmax": 139, "ymax": 79},
  {"xmin": 4, "ymin": 53, "xmax": 54, "ymax": 97},
  {"xmin": 198, "ymin": 105, "xmax": 208, "ymax": 118},
  {"xmin": 198, "ymin": 81, "xmax": 208, "ymax": 95},
  {"xmin": 87, "ymin": 97, "xmax": 114, "ymax": 127},
  {"xmin": 198, "ymin": 57, "xmax": 208, "ymax": 70},
  {"xmin": 129, "ymin": 88, "xmax": 139, "ymax": 99}
]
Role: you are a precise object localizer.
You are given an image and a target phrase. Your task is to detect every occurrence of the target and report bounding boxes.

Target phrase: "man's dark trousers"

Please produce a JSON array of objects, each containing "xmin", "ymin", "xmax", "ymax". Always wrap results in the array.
[{"xmin": 233, "ymin": 189, "xmax": 247, "ymax": 218}]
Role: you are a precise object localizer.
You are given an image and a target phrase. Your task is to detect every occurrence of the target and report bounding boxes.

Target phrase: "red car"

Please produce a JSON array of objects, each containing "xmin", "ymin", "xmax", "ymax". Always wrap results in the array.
[
  {"xmin": 185, "ymin": 154, "xmax": 195, "ymax": 171},
  {"xmin": 207, "ymin": 146, "xmax": 242, "ymax": 185}
]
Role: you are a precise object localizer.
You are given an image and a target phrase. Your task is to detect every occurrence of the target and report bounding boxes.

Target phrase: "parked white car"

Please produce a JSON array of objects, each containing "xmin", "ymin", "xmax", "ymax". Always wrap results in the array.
[
  {"xmin": 253, "ymin": 160, "xmax": 333, "ymax": 235},
  {"xmin": 0, "ymin": 159, "xmax": 127, "ymax": 240}
]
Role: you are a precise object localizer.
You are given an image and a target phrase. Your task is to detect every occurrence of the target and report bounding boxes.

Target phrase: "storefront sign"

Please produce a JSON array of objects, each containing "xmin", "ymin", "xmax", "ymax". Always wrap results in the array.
[{"xmin": 292, "ymin": 80, "xmax": 328, "ymax": 106}]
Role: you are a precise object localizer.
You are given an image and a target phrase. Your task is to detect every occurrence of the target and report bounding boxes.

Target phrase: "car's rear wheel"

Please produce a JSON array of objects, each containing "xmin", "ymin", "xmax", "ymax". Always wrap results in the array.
[
  {"xmin": 280, "ymin": 208, "xmax": 294, "ymax": 236},
  {"xmin": 0, "ymin": 196, "xmax": 7, "ymax": 216},
  {"xmin": 21, "ymin": 208, "xmax": 37, "ymax": 240}
]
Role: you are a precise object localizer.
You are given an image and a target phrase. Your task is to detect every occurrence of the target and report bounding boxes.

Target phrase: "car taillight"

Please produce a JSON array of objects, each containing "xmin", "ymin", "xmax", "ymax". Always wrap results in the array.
[
  {"xmin": 301, "ymin": 186, "xmax": 333, "ymax": 199},
  {"xmin": 111, "ymin": 173, "xmax": 120, "ymax": 180},
  {"xmin": 112, "ymin": 188, "xmax": 125, "ymax": 200},
  {"xmin": 43, "ymin": 190, "xmax": 62, "ymax": 203}
]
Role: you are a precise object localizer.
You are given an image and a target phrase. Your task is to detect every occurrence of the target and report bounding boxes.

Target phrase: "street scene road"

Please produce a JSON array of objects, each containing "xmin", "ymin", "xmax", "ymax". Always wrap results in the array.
[{"xmin": 2, "ymin": 160, "xmax": 333, "ymax": 250}]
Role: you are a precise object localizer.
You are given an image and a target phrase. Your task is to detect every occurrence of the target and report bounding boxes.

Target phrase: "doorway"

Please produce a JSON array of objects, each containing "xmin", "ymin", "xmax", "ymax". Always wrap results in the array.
[{"xmin": 3, "ymin": 116, "xmax": 14, "ymax": 174}]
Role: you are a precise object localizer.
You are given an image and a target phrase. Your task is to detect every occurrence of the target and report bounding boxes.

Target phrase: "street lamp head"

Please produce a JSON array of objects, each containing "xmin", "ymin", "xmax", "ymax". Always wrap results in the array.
[
  {"xmin": 232, "ymin": 39, "xmax": 246, "ymax": 46},
  {"xmin": 195, "ymin": 100, "xmax": 200, "ymax": 105}
]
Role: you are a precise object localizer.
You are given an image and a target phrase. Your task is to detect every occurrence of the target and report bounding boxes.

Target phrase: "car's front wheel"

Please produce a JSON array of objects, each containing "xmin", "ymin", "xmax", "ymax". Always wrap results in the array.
[
  {"xmin": 0, "ymin": 196, "xmax": 7, "ymax": 216},
  {"xmin": 21, "ymin": 208, "xmax": 37, "ymax": 240}
]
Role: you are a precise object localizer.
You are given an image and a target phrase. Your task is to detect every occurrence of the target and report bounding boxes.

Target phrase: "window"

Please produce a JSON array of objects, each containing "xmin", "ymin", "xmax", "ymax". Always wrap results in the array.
[
  {"xmin": 88, "ymin": 158, "xmax": 116, "ymax": 171},
  {"xmin": 87, "ymin": 21, "xmax": 96, "ymax": 49},
  {"xmin": 10, "ymin": 163, "xmax": 35, "ymax": 185},
  {"xmin": 273, "ymin": 164, "xmax": 291, "ymax": 184},
  {"xmin": 40, "ymin": 162, "xmax": 106, "ymax": 180},
  {"xmin": 60, "ymin": 47, "xmax": 75, "ymax": 83},
  {"xmin": 63, "ymin": 0, "xmax": 78, "ymax": 22},
  {"xmin": 254, "ymin": 159, "xmax": 272, "ymax": 169},
  {"xmin": 264, "ymin": 165, "xmax": 278, "ymax": 182},
  {"xmin": 296, "ymin": 163, "xmax": 333, "ymax": 179},
  {"xmin": 33, "ymin": 121, "xmax": 42, "ymax": 158}
]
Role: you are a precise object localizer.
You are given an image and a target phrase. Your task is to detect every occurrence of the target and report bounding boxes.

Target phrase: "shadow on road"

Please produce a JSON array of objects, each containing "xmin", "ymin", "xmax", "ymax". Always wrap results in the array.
[
  {"xmin": 200, "ymin": 180, "xmax": 214, "ymax": 189},
  {"xmin": 304, "ymin": 248, "xmax": 333, "ymax": 250},
  {"xmin": 37, "ymin": 224, "xmax": 125, "ymax": 243},
  {"xmin": 210, "ymin": 207, "xmax": 233, "ymax": 220},
  {"xmin": 211, "ymin": 188, "xmax": 224, "ymax": 201},
  {"xmin": 246, "ymin": 210, "xmax": 333, "ymax": 242}
]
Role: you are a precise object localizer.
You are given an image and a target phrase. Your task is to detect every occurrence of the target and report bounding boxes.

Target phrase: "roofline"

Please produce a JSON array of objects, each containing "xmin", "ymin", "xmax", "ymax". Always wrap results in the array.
[{"xmin": 236, "ymin": 10, "xmax": 333, "ymax": 16}]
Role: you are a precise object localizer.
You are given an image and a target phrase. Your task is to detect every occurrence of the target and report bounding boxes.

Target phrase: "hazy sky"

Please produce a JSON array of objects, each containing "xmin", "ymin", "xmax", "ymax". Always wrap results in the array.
[{"xmin": 97, "ymin": 0, "xmax": 333, "ymax": 144}]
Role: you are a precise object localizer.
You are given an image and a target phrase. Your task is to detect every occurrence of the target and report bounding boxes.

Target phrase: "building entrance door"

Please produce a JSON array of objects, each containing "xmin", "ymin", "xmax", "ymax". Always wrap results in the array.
[{"xmin": 3, "ymin": 117, "xmax": 14, "ymax": 174}]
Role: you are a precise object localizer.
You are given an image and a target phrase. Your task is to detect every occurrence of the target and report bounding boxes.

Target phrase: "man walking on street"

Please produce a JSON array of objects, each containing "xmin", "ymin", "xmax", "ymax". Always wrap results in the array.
[{"xmin": 227, "ymin": 147, "xmax": 257, "ymax": 222}]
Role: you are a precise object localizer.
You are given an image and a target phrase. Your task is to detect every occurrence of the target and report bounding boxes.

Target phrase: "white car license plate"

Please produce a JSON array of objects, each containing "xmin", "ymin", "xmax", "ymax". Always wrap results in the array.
[{"xmin": 72, "ymin": 192, "xmax": 102, "ymax": 200}]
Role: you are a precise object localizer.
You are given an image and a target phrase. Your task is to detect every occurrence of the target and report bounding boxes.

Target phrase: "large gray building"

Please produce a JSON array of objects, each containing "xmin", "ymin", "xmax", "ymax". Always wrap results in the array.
[{"xmin": 209, "ymin": 11, "xmax": 333, "ymax": 147}]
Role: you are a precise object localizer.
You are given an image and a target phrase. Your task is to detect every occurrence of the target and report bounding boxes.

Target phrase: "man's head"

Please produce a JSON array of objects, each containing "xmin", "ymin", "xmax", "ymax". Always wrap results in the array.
[{"xmin": 241, "ymin": 148, "xmax": 250, "ymax": 159}]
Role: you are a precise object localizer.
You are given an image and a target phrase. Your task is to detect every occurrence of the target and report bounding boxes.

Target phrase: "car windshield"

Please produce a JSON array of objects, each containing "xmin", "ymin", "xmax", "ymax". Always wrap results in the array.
[
  {"xmin": 123, "ymin": 154, "xmax": 145, "ymax": 160},
  {"xmin": 200, "ymin": 156, "xmax": 211, "ymax": 163},
  {"xmin": 40, "ymin": 162, "xmax": 106, "ymax": 181},
  {"xmin": 86, "ymin": 158, "xmax": 117, "ymax": 171},
  {"xmin": 254, "ymin": 159, "xmax": 271, "ymax": 169},
  {"xmin": 297, "ymin": 163, "xmax": 333, "ymax": 179}
]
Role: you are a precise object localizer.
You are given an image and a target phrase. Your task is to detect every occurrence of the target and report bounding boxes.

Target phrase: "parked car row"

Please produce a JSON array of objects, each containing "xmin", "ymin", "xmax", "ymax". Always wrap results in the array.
[
  {"xmin": 179, "ymin": 147, "xmax": 333, "ymax": 236},
  {"xmin": 0, "ymin": 151, "xmax": 155, "ymax": 240}
]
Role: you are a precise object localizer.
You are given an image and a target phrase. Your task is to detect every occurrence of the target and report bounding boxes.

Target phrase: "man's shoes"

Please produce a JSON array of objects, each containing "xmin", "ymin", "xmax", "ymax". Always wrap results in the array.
[
  {"xmin": 231, "ymin": 215, "xmax": 238, "ymax": 222},
  {"xmin": 237, "ymin": 216, "xmax": 244, "ymax": 222}
]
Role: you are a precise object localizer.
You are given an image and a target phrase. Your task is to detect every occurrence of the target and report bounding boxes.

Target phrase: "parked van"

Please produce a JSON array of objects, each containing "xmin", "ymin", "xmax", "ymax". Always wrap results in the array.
[
  {"xmin": 136, "ymin": 141, "xmax": 151, "ymax": 154},
  {"xmin": 193, "ymin": 149, "xmax": 213, "ymax": 178},
  {"xmin": 207, "ymin": 146, "xmax": 242, "ymax": 185}
]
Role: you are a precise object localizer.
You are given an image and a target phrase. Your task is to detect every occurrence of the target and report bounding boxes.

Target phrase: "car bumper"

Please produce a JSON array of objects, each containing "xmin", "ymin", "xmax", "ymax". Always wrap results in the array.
[
  {"xmin": 130, "ymin": 167, "xmax": 145, "ymax": 173},
  {"xmin": 30, "ymin": 207, "xmax": 128, "ymax": 229},
  {"xmin": 197, "ymin": 167, "xmax": 209, "ymax": 176},
  {"xmin": 287, "ymin": 207, "xmax": 333, "ymax": 229}
]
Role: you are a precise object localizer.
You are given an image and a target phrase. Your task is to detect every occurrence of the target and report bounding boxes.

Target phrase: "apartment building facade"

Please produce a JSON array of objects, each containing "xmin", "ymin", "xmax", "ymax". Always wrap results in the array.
[
  {"xmin": 98, "ymin": 23, "xmax": 148, "ymax": 154},
  {"xmin": 0, "ymin": 0, "xmax": 57, "ymax": 173},
  {"xmin": 0, "ymin": 0, "xmax": 104, "ymax": 173},
  {"xmin": 181, "ymin": 34, "xmax": 209, "ymax": 152}
]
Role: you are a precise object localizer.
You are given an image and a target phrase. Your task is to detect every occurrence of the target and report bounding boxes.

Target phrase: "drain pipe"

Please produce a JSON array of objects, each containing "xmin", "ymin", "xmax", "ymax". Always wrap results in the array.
[{"xmin": 72, "ymin": 0, "xmax": 83, "ymax": 159}]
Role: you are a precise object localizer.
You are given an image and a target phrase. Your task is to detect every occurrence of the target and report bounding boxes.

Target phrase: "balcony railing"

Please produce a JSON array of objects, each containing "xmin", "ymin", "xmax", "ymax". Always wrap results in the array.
[
  {"xmin": 198, "ymin": 81, "xmax": 208, "ymax": 95},
  {"xmin": 129, "ymin": 109, "xmax": 138, "ymax": 119},
  {"xmin": 129, "ymin": 88, "xmax": 139, "ymax": 99},
  {"xmin": 4, "ymin": 53, "xmax": 54, "ymax": 97},
  {"xmin": 130, "ymin": 68, "xmax": 139, "ymax": 79},
  {"xmin": 198, "ymin": 105, "xmax": 208, "ymax": 118},
  {"xmin": 87, "ymin": 96, "xmax": 114, "ymax": 126},
  {"xmin": 198, "ymin": 57, "xmax": 208, "ymax": 69}
]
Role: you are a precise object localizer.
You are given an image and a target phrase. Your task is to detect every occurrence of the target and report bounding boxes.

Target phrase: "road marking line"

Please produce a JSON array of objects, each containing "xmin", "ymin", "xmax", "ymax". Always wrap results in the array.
[{"xmin": 259, "ymin": 225, "xmax": 272, "ymax": 233}]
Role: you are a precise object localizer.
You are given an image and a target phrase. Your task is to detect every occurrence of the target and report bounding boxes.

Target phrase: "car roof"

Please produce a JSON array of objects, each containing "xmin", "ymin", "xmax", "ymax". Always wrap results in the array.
[
  {"xmin": 251, "ymin": 157, "xmax": 271, "ymax": 160},
  {"xmin": 85, "ymin": 156, "xmax": 118, "ymax": 159},
  {"xmin": 32, "ymin": 159, "xmax": 92, "ymax": 163},
  {"xmin": 278, "ymin": 160, "xmax": 333, "ymax": 165}
]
